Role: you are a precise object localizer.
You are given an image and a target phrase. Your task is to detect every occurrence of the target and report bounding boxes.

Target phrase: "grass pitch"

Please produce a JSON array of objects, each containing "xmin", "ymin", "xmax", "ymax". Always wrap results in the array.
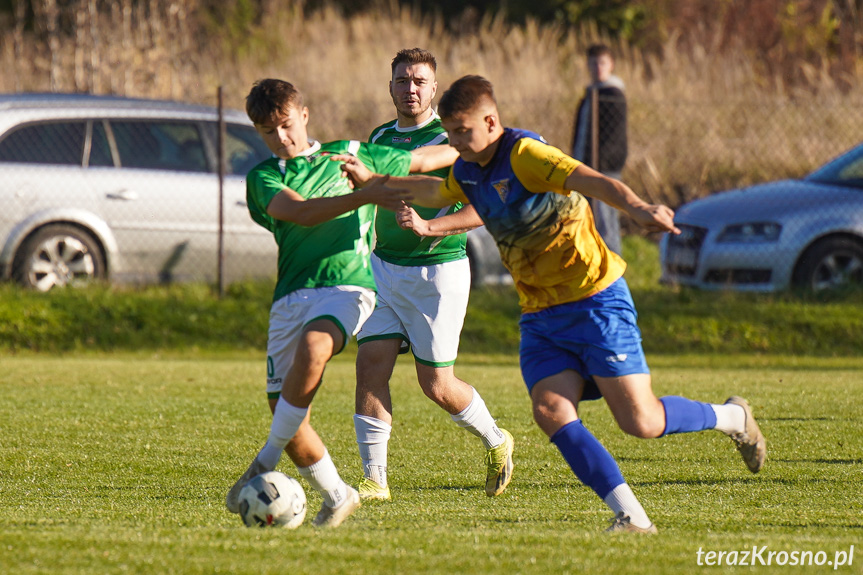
[{"xmin": 1, "ymin": 353, "xmax": 861, "ymax": 574}]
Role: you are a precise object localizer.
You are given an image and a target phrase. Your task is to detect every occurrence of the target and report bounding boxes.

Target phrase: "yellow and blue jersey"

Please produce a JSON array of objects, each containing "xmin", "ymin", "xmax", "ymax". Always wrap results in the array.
[{"xmin": 440, "ymin": 128, "xmax": 626, "ymax": 313}]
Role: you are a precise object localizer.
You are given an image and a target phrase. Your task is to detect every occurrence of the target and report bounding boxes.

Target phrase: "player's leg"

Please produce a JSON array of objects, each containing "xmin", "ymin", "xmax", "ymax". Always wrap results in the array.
[
  {"xmin": 283, "ymin": 407, "xmax": 361, "ymax": 528},
  {"xmin": 414, "ymin": 363, "xmax": 513, "ymax": 496},
  {"xmin": 520, "ymin": 295, "xmax": 655, "ymax": 533},
  {"xmin": 596, "ymin": 373, "xmax": 767, "ymax": 472},
  {"xmin": 353, "ymin": 257, "xmax": 407, "ymax": 500},
  {"xmin": 256, "ymin": 317, "xmax": 344, "ymax": 465},
  {"xmin": 581, "ymin": 277, "xmax": 766, "ymax": 472},
  {"xmin": 227, "ymin": 318, "xmax": 348, "ymax": 516},
  {"xmin": 399, "ymin": 257, "xmax": 514, "ymax": 496},
  {"xmin": 354, "ymin": 337, "xmax": 401, "ymax": 500},
  {"xmin": 530, "ymin": 370, "xmax": 656, "ymax": 534},
  {"xmin": 227, "ymin": 287, "xmax": 374, "ymax": 527}
]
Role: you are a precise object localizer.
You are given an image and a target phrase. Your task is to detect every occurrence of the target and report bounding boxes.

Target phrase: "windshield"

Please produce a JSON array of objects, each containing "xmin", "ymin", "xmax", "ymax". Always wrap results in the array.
[{"xmin": 805, "ymin": 144, "xmax": 863, "ymax": 188}]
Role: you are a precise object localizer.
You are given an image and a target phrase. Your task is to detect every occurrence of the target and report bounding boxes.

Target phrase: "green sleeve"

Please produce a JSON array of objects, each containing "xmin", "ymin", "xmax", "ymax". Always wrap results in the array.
[
  {"xmin": 359, "ymin": 142, "xmax": 412, "ymax": 177},
  {"xmin": 245, "ymin": 164, "xmax": 285, "ymax": 232}
]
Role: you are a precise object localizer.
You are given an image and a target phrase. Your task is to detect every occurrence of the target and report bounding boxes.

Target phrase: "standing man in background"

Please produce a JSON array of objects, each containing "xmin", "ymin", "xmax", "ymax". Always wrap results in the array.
[
  {"xmin": 354, "ymin": 48, "xmax": 514, "ymax": 502},
  {"xmin": 571, "ymin": 43, "xmax": 628, "ymax": 255}
]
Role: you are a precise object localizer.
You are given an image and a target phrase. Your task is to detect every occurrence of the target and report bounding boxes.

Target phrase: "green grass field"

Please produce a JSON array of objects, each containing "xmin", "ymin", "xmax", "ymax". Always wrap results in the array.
[{"xmin": 1, "ymin": 353, "xmax": 861, "ymax": 574}]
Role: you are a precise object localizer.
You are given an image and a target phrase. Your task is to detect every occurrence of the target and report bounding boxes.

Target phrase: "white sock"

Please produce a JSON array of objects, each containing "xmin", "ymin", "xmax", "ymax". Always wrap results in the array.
[
  {"xmin": 296, "ymin": 449, "xmax": 349, "ymax": 509},
  {"xmin": 451, "ymin": 388, "xmax": 505, "ymax": 450},
  {"xmin": 604, "ymin": 483, "xmax": 653, "ymax": 529},
  {"xmin": 257, "ymin": 397, "xmax": 308, "ymax": 469},
  {"xmin": 354, "ymin": 414, "xmax": 391, "ymax": 486},
  {"xmin": 711, "ymin": 403, "xmax": 746, "ymax": 436}
]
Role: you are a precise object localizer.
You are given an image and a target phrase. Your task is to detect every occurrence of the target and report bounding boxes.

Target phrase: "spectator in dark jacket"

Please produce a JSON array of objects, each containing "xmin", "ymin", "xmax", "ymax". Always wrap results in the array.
[{"xmin": 571, "ymin": 44, "xmax": 627, "ymax": 255}]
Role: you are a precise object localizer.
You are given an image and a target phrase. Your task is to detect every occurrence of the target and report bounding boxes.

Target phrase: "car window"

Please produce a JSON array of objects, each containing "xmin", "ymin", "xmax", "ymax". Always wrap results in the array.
[
  {"xmin": 88, "ymin": 121, "xmax": 114, "ymax": 167},
  {"xmin": 0, "ymin": 121, "xmax": 85, "ymax": 165},
  {"xmin": 225, "ymin": 124, "xmax": 271, "ymax": 175},
  {"xmin": 836, "ymin": 155, "xmax": 863, "ymax": 184},
  {"xmin": 110, "ymin": 120, "xmax": 208, "ymax": 173},
  {"xmin": 806, "ymin": 145, "xmax": 863, "ymax": 188}
]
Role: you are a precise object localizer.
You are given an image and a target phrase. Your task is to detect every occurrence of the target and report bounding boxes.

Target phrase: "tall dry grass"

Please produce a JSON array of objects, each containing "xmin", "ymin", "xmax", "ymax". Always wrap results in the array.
[{"xmin": 1, "ymin": 0, "xmax": 862, "ymax": 206}]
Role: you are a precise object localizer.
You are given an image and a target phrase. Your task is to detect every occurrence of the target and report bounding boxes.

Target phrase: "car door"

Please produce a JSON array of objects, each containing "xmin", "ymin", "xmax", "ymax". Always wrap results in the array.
[
  {"xmin": 0, "ymin": 120, "xmax": 98, "ymax": 236},
  {"xmin": 217, "ymin": 122, "xmax": 277, "ymax": 281},
  {"xmin": 91, "ymin": 118, "xmax": 221, "ymax": 283}
]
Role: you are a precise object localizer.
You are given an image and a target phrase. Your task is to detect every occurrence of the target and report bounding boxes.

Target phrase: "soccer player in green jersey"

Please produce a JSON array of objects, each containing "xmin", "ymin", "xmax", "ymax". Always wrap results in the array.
[
  {"xmin": 225, "ymin": 78, "xmax": 454, "ymax": 528},
  {"xmin": 353, "ymin": 49, "xmax": 514, "ymax": 502}
]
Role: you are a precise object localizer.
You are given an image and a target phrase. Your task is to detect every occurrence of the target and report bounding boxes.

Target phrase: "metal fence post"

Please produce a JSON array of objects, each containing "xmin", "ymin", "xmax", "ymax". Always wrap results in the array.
[
  {"xmin": 216, "ymin": 85, "xmax": 226, "ymax": 298},
  {"xmin": 589, "ymin": 86, "xmax": 599, "ymax": 170}
]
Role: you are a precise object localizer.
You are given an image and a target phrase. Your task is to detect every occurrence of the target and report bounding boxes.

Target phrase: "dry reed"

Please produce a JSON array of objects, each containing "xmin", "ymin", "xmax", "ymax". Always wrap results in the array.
[{"xmin": 1, "ymin": 0, "xmax": 861, "ymax": 206}]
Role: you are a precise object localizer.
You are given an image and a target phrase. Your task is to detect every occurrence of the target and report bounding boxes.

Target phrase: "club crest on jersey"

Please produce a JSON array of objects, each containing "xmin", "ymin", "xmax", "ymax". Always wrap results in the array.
[
  {"xmin": 492, "ymin": 179, "xmax": 510, "ymax": 202},
  {"xmin": 392, "ymin": 136, "xmax": 411, "ymax": 144},
  {"xmin": 308, "ymin": 150, "xmax": 336, "ymax": 162}
]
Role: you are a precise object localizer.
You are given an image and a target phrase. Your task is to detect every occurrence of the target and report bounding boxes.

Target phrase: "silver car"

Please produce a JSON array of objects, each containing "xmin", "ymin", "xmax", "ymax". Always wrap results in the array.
[
  {"xmin": 0, "ymin": 93, "xmax": 507, "ymax": 291},
  {"xmin": 0, "ymin": 93, "xmax": 277, "ymax": 290},
  {"xmin": 660, "ymin": 141, "xmax": 863, "ymax": 291}
]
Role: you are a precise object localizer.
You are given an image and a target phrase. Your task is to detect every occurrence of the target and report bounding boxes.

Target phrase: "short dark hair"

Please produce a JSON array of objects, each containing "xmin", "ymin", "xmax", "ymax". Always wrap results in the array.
[
  {"xmin": 438, "ymin": 75, "xmax": 496, "ymax": 119},
  {"xmin": 586, "ymin": 44, "xmax": 614, "ymax": 59},
  {"xmin": 391, "ymin": 48, "xmax": 437, "ymax": 75},
  {"xmin": 245, "ymin": 79, "xmax": 305, "ymax": 125}
]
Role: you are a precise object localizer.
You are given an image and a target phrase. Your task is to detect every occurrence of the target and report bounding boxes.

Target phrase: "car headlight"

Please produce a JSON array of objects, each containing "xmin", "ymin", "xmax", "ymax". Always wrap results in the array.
[{"xmin": 716, "ymin": 222, "xmax": 781, "ymax": 243}]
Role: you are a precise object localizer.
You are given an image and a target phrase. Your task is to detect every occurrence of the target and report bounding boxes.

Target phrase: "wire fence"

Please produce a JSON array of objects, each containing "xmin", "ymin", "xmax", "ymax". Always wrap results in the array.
[{"xmin": 0, "ymin": 92, "xmax": 861, "ymax": 292}]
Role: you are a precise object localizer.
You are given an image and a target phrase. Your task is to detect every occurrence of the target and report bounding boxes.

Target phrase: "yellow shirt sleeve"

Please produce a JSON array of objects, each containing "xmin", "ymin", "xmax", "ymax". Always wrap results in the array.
[
  {"xmin": 439, "ymin": 170, "xmax": 469, "ymax": 204},
  {"xmin": 510, "ymin": 138, "xmax": 581, "ymax": 195}
]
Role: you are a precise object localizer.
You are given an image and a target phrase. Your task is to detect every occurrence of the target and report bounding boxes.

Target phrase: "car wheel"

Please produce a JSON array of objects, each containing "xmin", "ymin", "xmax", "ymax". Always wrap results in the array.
[
  {"xmin": 13, "ymin": 224, "xmax": 106, "ymax": 291},
  {"xmin": 792, "ymin": 236, "xmax": 863, "ymax": 291}
]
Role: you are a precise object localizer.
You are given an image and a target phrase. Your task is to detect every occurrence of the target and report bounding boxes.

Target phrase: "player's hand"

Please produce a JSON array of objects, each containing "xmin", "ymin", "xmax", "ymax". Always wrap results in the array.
[
  {"xmin": 631, "ymin": 203, "xmax": 681, "ymax": 235},
  {"xmin": 395, "ymin": 205, "xmax": 432, "ymax": 237},
  {"xmin": 331, "ymin": 154, "xmax": 375, "ymax": 188},
  {"xmin": 356, "ymin": 175, "xmax": 413, "ymax": 211}
]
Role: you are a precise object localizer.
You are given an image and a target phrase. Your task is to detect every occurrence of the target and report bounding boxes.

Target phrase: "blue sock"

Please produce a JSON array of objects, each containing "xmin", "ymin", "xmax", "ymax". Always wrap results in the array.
[
  {"xmin": 549, "ymin": 420, "xmax": 625, "ymax": 499},
  {"xmin": 660, "ymin": 396, "xmax": 717, "ymax": 436}
]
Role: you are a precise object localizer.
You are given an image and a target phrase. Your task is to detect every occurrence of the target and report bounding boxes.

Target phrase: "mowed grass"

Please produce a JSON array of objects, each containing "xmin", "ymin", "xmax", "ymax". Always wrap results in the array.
[{"xmin": 1, "ymin": 353, "xmax": 861, "ymax": 574}]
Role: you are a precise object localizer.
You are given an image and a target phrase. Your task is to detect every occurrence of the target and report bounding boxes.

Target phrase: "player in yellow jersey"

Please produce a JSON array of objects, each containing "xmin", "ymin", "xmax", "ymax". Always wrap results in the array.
[{"xmin": 335, "ymin": 75, "xmax": 766, "ymax": 533}]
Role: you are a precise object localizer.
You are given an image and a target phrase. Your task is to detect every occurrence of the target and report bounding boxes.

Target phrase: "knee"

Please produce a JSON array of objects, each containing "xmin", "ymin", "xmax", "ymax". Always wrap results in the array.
[
  {"xmin": 296, "ymin": 332, "xmax": 335, "ymax": 366},
  {"xmin": 419, "ymin": 377, "xmax": 448, "ymax": 404},
  {"xmin": 617, "ymin": 413, "xmax": 665, "ymax": 439},
  {"xmin": 532, "ymin": 398, "xmax": 576, "ymax": 438}
]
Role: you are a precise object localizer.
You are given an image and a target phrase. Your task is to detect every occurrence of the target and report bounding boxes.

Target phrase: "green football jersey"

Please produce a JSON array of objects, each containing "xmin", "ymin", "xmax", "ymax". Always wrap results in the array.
[
  {"xmin": 246, "ymin": 140, "xmax": 412, "ymax": 302},
  {"xmin": 368, "ymin": 112, "xmax": 468, "ymax": 266}
]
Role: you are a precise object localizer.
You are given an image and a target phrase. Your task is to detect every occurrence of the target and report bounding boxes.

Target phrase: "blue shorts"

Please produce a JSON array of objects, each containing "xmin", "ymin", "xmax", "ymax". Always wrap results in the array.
[{"xmin": 519, "ymin": 277, "xmax": 649, "ymax": 400}]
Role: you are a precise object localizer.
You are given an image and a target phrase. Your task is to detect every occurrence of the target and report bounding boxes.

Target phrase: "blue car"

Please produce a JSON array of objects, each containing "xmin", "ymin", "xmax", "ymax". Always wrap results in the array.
[{"xmin": 660, "ymin": 142, "xmax": 863, "ymax": 291}]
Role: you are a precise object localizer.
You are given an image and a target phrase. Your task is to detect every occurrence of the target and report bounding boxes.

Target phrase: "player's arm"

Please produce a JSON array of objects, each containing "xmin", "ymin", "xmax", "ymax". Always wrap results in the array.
[
  {"xmin": 513, "ymin": 138, "xmax": 679, "ymax": 235},
  {"xmin": 563, "ymin": 164, "xmax": 679, "ymax": 235},
  {"xmin": 333, "ymin": 154, "xmax": 453, "ymax": 208},
  {"xmin": 265, "ymin": 178, "xmax": 407, "ymax": 227},
  {"xmin": 408, "ymin": 144, "xmax": 459, "ymax": 173},
  {"xmin": 396, "ymin": 204, "xmax": 484, "ymax": 237}
]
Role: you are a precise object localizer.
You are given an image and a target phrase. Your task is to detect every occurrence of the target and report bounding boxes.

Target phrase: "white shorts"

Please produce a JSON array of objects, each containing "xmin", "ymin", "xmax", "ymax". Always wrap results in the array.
[
  {"xmin": 266, "ymin": 285, "xmax": 375, "ymax": 397},
  {"xmin": 357, "ymin": 254, "xmax": 471, "ymax": 366}
]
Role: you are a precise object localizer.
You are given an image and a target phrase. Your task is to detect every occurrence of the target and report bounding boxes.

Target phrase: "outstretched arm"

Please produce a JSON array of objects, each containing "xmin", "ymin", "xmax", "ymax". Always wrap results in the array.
[
  {"xmin": 266, "ymin": 175, "xmax": 408, "ymax": 226},
  {"xmin": 396, "ymin": 204, "xmax": 483, "ymax": 237},
  {"xmin": 564, "ymin": 164, "xmax": 680, "ymax": 235},
  {"xmin": 408, "ymin": 144, "xmax": 459, "ymax": 173},
  {"xmin": 334, "ymin": 154, "xmax": 453, "ymax": 208}
]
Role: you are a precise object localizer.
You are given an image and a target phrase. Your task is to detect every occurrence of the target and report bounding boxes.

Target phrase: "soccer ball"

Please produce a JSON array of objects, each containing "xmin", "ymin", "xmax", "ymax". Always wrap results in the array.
[{"xmin": 238, "ymin": 471, "xmax": 307, "ymax": 529}]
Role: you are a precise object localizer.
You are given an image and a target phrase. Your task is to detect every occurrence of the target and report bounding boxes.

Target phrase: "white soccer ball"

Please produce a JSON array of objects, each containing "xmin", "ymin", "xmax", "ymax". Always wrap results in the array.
[{"xmin": 238, "ymin": 471, "xmax": 307, "ymax": 529}]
